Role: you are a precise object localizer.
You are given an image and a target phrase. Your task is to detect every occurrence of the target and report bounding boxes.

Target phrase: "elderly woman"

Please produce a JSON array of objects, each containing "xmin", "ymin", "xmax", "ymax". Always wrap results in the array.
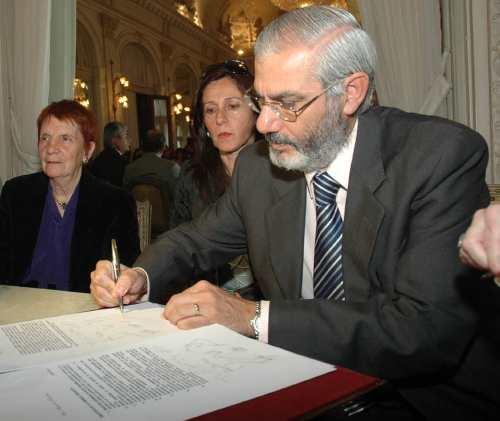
[
  {"xmin": 0, "ymin": 100, "xmax": 140, "ymax": 292},
  {"xmin": 170, "ymin": 60, "xmax": 260, "ymax": 297}
]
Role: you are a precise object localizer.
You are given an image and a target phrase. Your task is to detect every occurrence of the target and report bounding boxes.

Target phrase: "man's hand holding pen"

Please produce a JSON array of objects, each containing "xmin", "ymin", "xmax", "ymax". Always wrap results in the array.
[
  {"xmin": 91, "ymin": 262, "xmax": 257, "ymax": 337},
  {"xmin": 90, "ymin": 260, "xmax": 148, "ymax": 308}
]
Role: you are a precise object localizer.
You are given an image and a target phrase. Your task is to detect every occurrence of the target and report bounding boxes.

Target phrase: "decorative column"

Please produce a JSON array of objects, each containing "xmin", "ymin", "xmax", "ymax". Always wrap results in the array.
[
  {"xmin": 160, "ymin": 42, "xmax": 176, "ymax": 147},
  {"xmin": 100, "ymin": 13, "xmax": 119, "ymax": 121}
]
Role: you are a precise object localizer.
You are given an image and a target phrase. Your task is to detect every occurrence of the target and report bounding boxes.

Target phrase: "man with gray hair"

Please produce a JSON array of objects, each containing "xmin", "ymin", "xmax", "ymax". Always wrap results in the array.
[
  {"xmin": 91, "ymin": 6, "xmax": 498, "ymax": 419},
  {"xmin": 89, "ymin": 121, "xmax": 130, "ymax": 187}
]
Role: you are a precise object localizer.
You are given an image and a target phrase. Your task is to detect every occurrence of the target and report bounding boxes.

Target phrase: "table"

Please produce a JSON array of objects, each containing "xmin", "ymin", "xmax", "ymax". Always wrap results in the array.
[
  {"xmin": 0, "ymin": 286, "xmax": 382, "ymax": 419},
  {"xmin": 0, "ymin": 285, "xmax": 98, "ymax": 324}
]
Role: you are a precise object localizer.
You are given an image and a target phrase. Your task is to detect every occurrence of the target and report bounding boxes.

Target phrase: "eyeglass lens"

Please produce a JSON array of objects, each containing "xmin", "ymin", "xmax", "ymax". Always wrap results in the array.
[{"xmin": 248, "ymin": 80, "xmax": 342, "ymax": 122}]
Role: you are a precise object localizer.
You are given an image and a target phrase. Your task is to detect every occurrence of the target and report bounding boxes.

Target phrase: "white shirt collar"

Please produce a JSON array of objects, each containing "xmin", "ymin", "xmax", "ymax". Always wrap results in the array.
[{"xmin": 305, "ymin": 118, "xmax": 358, "ymax": 197}]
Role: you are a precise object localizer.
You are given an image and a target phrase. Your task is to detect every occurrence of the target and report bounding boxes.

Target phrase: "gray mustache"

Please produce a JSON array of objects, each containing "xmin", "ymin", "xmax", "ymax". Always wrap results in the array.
[{"xmin": 266, "ymin": 133, "xmax": 297, "ymax": 147}]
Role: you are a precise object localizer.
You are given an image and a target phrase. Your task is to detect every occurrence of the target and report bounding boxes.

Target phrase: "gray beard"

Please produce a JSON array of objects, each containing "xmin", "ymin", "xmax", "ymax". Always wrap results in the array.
[{"xmin": 266, "ymin": 100, "xmax": 350, "ymax": 173}]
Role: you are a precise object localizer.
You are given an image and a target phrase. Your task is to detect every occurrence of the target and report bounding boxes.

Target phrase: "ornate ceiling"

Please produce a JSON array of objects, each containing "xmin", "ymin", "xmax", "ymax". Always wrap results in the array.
[{"xmin": 172, "ymin": 0, "xmax": 361, "ymax": 57}]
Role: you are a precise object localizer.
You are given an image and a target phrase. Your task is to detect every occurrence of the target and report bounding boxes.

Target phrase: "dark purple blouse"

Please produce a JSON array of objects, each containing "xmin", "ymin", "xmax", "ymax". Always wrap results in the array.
[{"xmin": 22, "ymin": 183, "xmax": 79, "ymax": 290}]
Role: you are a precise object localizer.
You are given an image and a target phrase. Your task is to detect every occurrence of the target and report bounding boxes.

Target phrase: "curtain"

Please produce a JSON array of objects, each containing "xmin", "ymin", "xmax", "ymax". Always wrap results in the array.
[
  {"xmin": 358, "ymin": 0, "xmax": 449, "ymax": 115},
  {"xmin": 0, "ymin": 0, "xmax": 75, "ymax": 181},
  {"xmin": 49, "ymin": 0, "xmax": 76, "ymax": 103},
  {"xmin": 0, "ymin": 3, "xmax": 11, "ymax": 183}
]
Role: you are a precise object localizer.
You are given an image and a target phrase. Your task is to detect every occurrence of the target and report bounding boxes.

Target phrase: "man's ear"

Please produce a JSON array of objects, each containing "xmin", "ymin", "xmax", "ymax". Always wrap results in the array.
[{"xmin": 341, "ymin": 72, "xmax": 369, "ymax": 117}]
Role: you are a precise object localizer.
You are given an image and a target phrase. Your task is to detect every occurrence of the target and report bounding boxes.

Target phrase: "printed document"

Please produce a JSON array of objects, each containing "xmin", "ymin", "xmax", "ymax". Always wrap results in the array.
[
  {"xmin": 0, "ymin": 325, "xmax": 334, "ymax": 421},
  {"xmin": 0, "ymin": 302, "xmax": 176, "ymax": 373},
  {"xmin": 0, "ymin": 304, "xmax": 335, "ymax": 420}
]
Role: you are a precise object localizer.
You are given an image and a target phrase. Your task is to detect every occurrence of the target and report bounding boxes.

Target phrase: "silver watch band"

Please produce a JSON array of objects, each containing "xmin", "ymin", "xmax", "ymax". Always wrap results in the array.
[{"xmin": 249, "ymin": 301, "xmax": 261, "ymax": 339}]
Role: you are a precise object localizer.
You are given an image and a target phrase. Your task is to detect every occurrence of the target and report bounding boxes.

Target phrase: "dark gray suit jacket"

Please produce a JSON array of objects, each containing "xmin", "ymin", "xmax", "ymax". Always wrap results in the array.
[{"xmin": 136, "ymin": 107, "xmax": 499, "ymax": 419}]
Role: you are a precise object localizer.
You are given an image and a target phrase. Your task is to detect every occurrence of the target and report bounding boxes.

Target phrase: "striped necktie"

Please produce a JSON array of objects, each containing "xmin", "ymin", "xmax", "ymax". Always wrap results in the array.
[{"xmin": 313, "ymin": 172, "xmax": 345, "ymax": 301}]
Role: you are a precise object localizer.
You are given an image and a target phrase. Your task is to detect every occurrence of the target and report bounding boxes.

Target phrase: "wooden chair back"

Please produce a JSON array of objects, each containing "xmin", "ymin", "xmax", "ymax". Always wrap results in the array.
[{"xmin": 135, "ymin": 200, "xmax": 152, "ymax": 251}]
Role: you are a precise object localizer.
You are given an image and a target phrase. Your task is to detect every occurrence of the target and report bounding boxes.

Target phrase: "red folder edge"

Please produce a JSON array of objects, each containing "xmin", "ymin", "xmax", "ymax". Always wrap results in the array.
[{"xmin": 191, "ymin": 367, "xmax": 381, "ymax": 420}]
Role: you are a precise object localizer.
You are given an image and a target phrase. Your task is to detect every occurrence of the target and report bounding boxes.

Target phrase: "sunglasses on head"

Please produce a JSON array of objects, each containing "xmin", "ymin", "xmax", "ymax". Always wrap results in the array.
[{"xmin": 201, "ymin": 59, "xmax": 250, "ymax": 79}]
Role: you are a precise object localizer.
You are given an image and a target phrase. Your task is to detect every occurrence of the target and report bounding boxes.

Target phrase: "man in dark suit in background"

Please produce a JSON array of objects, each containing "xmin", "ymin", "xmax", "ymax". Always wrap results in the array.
[
  {"xmin": 89, "ymin": 121, "xmax": 129, "ymax": 187},
  {"xmin": 91, "ymin": 6, "xmax": 499, "ymax": 419}
]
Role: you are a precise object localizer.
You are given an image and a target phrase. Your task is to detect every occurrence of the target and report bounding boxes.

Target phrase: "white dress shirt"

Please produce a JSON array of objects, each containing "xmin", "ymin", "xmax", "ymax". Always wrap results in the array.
[{"xmin": 259, "ymin": 120, "xmax": 358, "ymax": 342}]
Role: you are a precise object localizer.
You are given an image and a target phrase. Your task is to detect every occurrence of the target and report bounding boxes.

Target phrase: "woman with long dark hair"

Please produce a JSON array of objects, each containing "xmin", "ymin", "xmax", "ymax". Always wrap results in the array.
[{"xmin": 171, "ymin": 60, "xmax": 259, "ymax": 296}]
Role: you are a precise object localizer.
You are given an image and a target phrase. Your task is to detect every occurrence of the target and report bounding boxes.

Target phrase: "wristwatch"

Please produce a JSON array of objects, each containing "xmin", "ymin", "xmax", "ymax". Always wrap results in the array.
[{"xmin": 249, "ymin": 301, "xmax": 261, "ymax": 340}]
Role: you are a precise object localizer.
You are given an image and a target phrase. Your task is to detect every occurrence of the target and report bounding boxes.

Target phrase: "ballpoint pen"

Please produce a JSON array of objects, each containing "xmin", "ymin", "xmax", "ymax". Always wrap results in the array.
[{"xmin": 111, "ymin": 239, "xmax": 124, "ymax": 313}]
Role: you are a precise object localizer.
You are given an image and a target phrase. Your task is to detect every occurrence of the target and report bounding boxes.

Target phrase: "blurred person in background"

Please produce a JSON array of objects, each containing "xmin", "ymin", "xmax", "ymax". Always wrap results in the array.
[
  {"xmin": 123, "ymin": 129, "xmax": 178, "ymax": 189},
  {"xmin": 89, "ymin": 121, "xmax": 130, "ymax": 187},
  {"xmin": 124, "ymin": 129, "xmax": 179, "ymax": 234}
]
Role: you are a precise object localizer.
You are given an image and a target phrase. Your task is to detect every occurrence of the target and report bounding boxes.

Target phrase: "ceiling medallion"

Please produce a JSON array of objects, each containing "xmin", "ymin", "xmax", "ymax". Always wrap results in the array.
[{"xmin": 269, "ymin": 0, "xmax": 348, "ymax": 12}]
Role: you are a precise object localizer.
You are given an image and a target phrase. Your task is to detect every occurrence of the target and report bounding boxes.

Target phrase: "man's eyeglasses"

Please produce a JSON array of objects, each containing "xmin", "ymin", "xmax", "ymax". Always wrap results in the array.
[
  {"xmin": 202, "ymin": 60, "xmax": 250, "ymax": 79},
  {"xmin": 247, "ymin": 79, "xmax": 343, "ymax": 122}
]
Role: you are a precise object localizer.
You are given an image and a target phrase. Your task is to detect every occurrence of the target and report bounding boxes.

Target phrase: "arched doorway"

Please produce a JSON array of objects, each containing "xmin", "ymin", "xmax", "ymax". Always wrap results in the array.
[{"xmin": 119, "ymin": 42, "xmax": 161, "ymax": 152}]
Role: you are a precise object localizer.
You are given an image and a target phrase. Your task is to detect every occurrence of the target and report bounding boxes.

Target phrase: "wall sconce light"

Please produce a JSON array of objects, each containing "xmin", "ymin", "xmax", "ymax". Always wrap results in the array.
[
  {"xmin": 73, "ymin": 78, "xmax": 90, "ymax": 108},
  {"xmin": 112, "ymin": 76, "xmax": 130, "ymax": 119},
  {"xmin": 110, "ymin": 60, "xmax": 130, "ymax": 120},
  {"xmin": 172, "ymin": 94, "xmax": 189, "ymax": 116},
  {"xmin": 117, "ymin": 94, "xmax": 129, "ymax": 108},
  {"xmin": 118, "ymin": 76, "xmax": 129, "ymax": 88}
]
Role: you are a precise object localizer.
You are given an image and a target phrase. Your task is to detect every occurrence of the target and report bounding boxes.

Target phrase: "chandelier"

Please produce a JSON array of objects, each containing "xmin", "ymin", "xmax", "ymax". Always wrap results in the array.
[
  {"xmin": 174, "ymin": 1, "xmax": 202, "ymax": 28},
  {"xmin": 269, "ymin": 0, "xmax": 348, "ymax": 11}
]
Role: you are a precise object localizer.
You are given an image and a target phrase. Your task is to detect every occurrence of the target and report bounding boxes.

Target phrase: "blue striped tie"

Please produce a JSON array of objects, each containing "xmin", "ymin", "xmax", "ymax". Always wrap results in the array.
[{"xmin": 313, "ymin": 172, "xmax": 345, "ymax": 301}]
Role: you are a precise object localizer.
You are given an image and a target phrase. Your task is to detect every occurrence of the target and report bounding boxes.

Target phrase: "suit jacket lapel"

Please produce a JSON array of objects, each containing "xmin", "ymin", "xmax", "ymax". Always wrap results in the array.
[
  {"xmin": 343, "ymin": 110, "xmax": 386, "ymax": 300},
  {"xmin": 70, "ymin": 171, "xmax": 98, "ymax": 288},
  {"xmin": 22, "ymin": 174, "xmax": 48, "ymax": 270},
  {"xmin": 266, "ymin": 168, "xmax": 306, "ymax": 299}
]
